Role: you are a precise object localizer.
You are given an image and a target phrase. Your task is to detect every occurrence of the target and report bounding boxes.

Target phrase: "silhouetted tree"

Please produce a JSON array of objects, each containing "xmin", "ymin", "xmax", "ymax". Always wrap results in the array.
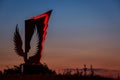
[
  {"xmin": 117, "ymin": 73, "xmax": 120, "ymax": 80},
  {"xmin": 63, "ymin": 68, "xmax": 72, "ymax": 75},
  {"xmin": 74, "ymin": 68, "xmax": 82, "ymax": 76},
  {"xmin": 90, "ymin": 65, "xmax": 94, "ymax": 77},
  {"xmin": 83, "ymin": 64, "xmax": 87, "ymax": 76},
  {"xmin": 0, "ymin": 71, "xmax": 2, "ymax": 80}
]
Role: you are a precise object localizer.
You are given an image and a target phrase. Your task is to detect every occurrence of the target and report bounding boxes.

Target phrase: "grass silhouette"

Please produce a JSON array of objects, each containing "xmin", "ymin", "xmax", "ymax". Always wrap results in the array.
[{"xmin": 0, "ymin": 64, "xmax": 115, "ymax": 80}]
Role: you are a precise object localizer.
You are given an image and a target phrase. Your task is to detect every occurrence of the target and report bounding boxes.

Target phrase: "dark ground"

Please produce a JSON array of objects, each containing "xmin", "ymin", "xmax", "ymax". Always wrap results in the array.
[
  {"xmin": 0, "ymin": 73, "xmax": 115, "ymax": 80},
  {"xmin": 0, "ymin": 64, "xmax": 116, "ymax": 80}
]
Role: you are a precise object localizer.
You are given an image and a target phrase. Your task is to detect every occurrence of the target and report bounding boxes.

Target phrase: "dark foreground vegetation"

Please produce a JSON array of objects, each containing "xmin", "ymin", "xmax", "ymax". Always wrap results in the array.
[
  {"xmin": 0, "ymin": 64, "xmax": 116, "ymax": 80},
  {"xmin": 0, "ymin": 74, "xmax": 115, "ymax": 80}
]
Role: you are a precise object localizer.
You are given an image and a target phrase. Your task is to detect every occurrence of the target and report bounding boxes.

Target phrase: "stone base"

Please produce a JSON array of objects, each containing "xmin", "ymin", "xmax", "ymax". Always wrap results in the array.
[{"xmin": 23, "ymin": 64, "xmax": 55, "ymax": 74}]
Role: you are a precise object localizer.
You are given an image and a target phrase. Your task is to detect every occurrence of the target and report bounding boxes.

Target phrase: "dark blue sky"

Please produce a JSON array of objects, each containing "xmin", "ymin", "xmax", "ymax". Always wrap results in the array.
[{"xmin": 0, "ymin": 0, "xmax": 120, "ymax": 70}]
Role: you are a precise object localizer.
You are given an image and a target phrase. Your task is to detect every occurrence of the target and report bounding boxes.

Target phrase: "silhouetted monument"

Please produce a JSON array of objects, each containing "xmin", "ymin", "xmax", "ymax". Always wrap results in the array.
[{"xmin": 13, "ymin": 10, "xmax": 53, "ymax": 74}]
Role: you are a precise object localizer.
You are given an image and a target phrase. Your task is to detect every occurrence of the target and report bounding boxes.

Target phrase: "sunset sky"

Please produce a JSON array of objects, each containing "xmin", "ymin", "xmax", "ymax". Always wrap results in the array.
[{"xmin": 0, "ymin": 0, "xmax": 120, "ymax": 71}]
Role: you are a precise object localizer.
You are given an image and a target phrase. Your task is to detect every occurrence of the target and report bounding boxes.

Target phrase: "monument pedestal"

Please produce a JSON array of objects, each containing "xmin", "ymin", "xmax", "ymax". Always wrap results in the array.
[{"xmin": 23, "ymin": 64, "xmax": 55, "ymax": 74}]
